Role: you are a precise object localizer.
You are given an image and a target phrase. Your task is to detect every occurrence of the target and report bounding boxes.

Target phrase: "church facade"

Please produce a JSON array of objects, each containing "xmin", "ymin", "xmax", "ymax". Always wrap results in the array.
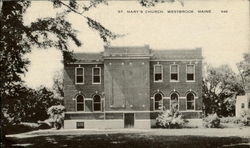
[{"xmin": 63, "ymin": 45, "xmax": 203, "ymax": 129}]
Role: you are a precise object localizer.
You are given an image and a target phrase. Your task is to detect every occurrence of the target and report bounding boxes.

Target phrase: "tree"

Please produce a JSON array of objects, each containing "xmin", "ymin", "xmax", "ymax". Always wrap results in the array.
[
  {"xmin": 0, "ymin": 0, "xmax": 120, "ymax": 139},
  {"xmin": 203, "ymin": 65, "xmax": 245, "ymax": 117},
  {"xmin": 237, "ymin": 52, "xmax": 250, "ymax": 91},
  {"xmin": 52, "ymin": 70, "xmax": 64, "ymax": 100}
]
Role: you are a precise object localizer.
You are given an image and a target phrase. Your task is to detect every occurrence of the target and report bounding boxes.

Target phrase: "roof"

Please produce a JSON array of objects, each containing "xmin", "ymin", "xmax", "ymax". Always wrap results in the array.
[
  {"xmin": 71, "ymin": 46, "xmax": 202, "ymax": 62},
  {"xmin": 73, "ymin": 52, "xmax": 103, "ymax": 63},
  {"xmin": 103, "ymin": 45, "xmax": 150, "ymax": 57},
  {"xmin": 151, "ymin": 48, "xmax": 202, "ymax": 60}
]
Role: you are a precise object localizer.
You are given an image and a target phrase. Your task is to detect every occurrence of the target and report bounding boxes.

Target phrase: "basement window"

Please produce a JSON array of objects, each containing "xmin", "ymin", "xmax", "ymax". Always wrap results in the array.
[{"xmin": 76, "ymin": 122, "xmax": 84, "ymax": 129}]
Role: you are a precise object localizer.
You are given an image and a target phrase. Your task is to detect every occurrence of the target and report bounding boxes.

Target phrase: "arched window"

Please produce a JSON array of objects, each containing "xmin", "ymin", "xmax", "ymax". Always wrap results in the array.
[
  {"xmin": 170, "ymin": 93, "xmax": 179, "ymax": 110},
  {"xmin": 154, "ymin": 93, "xmax": 163, "ymax": 110},
  {"xmin": 186, "ymin": 93, "xmax": 195, "ymax": 110},
  {"xmin": 76, "ymin": 95, "xmax": 84, "ymax": 111},
  {"xmin": 93, "ymin": 95, "xmax": 101, "ymax": 111}
]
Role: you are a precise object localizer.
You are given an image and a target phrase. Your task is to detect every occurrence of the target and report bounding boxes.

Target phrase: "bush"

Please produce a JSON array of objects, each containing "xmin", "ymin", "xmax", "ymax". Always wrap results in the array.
[
  {"xmin": 156, "ymin": 109, "xmax": 188, "ymax": 128},
  {"xmin": 4, "ymin": 122, "xmax": 39, "ymax": 135},
  {"xmin": 47, "ymin": 105, "xmax": 65, "ymax": 130},
  {"xmin": 203, "ymin": 113, "xmax": 220, "ymax": 128}
]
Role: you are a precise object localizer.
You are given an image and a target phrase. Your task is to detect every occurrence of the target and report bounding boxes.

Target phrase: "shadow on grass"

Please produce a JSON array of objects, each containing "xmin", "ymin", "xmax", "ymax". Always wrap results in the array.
[{"xmin": 4, "ymin": 133, "xmax": 250, "ymax": 148}]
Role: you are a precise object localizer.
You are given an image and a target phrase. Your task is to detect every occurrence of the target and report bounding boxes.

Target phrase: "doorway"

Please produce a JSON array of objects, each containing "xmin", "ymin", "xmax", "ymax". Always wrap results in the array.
[{"xmin": 124, "ymin": 113, "xmax": 134, "ymax": 128}]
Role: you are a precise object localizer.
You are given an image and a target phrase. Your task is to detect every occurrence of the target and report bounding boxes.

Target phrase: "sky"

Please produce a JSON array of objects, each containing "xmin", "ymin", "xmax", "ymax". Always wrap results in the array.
[{"xmin": 23, "ymin": 0, "xmax": 250, "ymax": 88}]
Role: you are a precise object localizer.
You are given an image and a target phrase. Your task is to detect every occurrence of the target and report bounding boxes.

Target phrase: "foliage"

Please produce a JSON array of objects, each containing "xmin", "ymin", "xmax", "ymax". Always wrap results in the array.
[
  {"xmin": 52, "ymin": 70, "xmax": 64, "ymax": 100},
  {"xmin": 156, "ymin": 109, "xmax": 188, "ymax": 128},
  {"xmin": 1, "ymin": 0, "xmax": 120, "ymax": 134},
  {"xmin": 202, "ymin": 65, "xmax": 245, "ymax": 117},
  {"xmin": 139, "ymin": 0, "xmax": 178, "ymax": 7},
  {"xmin": 237, "ymin": 52, "xmax": 250, "ymax": 91},
  {"xmin": 47, "ymin": 105, "xmax": 65, "ymax": 129},
  {"xmin": 203, "ymin": 113, "xmax": 220, "ymax": 128},
  {"xmin": 2, "ymin": 85, "xmax": 62, "ymax": 125},
  {"xmin": 4, "ymin": 122, "xmax": 40, "ymax": 135}
]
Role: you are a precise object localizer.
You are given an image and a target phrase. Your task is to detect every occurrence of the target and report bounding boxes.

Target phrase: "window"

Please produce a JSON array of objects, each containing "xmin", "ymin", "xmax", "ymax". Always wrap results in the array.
[
  {"xmin": 241, "ymin": 103, "xmax": 245, "ymax": 109},
  {"xmin": 186, "ymin": 93, "xmax": 195, "ymax": 110},
  {"xmin": 76, "ymin": 122, "xmax": 84, "ymax": 129},
  {"xmin": 170, "ymin": 93, "xmax": 179, "ymax": 110},
  {"xmin": 170, "ymin": 65, "xmax": 179, "ymax": 81},
  {"xmin": 154, "ymin": 65, "xmax": 163, "ymax": 82},
  {"xmin": 76, "ymin": 95, "xmax": 84, "ymax": 111},
  {"xmin": 92, "ymin": 67, "xmax": 101, "ymax": 84},
  {"xmin": 75, "ymin": 67, "xmax": 84, "ymax": 84},
  {"xmin": 187, "ymin": 65, "xmax": 195, "ymax": 81},
  {"xmin": 93, "ymin": 95, "xmax": 101, "ymax": 111},
  {"xmin": 154, "ymin": 93, "xmax": 163, "ymax": 110}
]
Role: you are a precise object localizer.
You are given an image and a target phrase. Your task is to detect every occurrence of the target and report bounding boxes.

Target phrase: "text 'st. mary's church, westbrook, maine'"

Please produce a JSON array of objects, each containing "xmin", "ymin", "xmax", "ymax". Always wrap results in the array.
[{"xmin": 63, "ymin": 45, "xmax": 203, "ymax": 129}]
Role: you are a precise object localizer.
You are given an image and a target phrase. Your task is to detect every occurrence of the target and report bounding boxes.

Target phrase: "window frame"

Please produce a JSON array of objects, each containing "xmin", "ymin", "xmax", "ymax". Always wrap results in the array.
[
  {"xmin": 93, "ymin": 95, "xmax": 102, "ymax": 112},
  {"xmin": 154, "ymin": 93, "xmax": 163, "ymax": 111},
  {"xmin": 76, "ymin": 95, "xmax": 85, "ymax": 112},
  {"xmin": 170, "ymin": 64, "xmax": 179, "ymax": 82},
  {"xmin": 186, "ymin": 92, "xmax": 195, "ymax": 110},
  {"xmin": 92, "ymin": 67, "xmax": 101, "ymax": 84},
  {"xmin": 75, "ymin": 67, "xmax": 84, "ymax": 84},
  {"xmin": 154, "ymin": 64, "xmax": 163, "ymax": 83},
  {"xmin": 186, "ymin": 64, "xmax": 195, "ymax": 82},
  {"xmin": 170, "ymin": 92, "xmax": 179, "ymax": 110}
]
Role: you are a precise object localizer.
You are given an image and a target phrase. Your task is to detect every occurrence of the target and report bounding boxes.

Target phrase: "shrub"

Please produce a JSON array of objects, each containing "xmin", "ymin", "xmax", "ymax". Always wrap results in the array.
[
  {"xmin": 156, "ymin": 109, "xmax": 188, "ymax": 128},
  {"xmin": 47, "ymin": 105, "xmax": 65, "ymax": 130},
  {"xmin": 203, "ymin": 113, "xmax": 220, "ymax": 128}
]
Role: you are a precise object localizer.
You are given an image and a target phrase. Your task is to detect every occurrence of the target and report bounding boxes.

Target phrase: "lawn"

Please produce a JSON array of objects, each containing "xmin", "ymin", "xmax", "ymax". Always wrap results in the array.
[{"xmin": 4, "ymin": 128, "xmax": 250, "ymax": 148}]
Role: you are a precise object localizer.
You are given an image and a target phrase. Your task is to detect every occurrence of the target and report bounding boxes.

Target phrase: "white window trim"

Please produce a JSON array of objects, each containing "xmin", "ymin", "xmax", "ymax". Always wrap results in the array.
[
  {"xmin": 154, "ymin": 64, "xmax": 163, "ymax": 83},
  {"xmin": 170, "ymin": 64, "xmax": 179, "ymax": 82},
  {"xmin": 75, "ymin": 67, "xmax": 84, "ymax": 84},
  {"xmin": 186, "ymin": 64, "xmax": 195, "ymax": 82},
  {"xmin": 170, "ymin": 92, "xmax": 179, "ymax": 111},
  {"xmin": 76, "ymin": 95, "xmax": 85, "ymax": 112},
  {"xmin": 153, "ymin": 93, "xmax": 163, "ymax": 111},
  {"xmin": 92, "ymin": 95, "xmax": 102, "ymax": 112},
  {"xmin": 92, "ymin": 67, "xmax": 101, "ymax": 84},
  {"xmin": 186, "ymin": 93, "xmax": 195, "ymax": 111}
]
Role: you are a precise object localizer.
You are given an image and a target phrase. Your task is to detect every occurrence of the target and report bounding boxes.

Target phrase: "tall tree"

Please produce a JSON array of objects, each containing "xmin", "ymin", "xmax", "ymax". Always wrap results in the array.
[
  {"xmin": 0, "ymin": 0, "xmax": 119, "ymax": 136},
  {"xmin": 203, "ymin": 65, "xmax": 245, "ymax": 116},
  {"xmin": 237, "ymin": 52, "xmax": 250, "ymax": 91}
]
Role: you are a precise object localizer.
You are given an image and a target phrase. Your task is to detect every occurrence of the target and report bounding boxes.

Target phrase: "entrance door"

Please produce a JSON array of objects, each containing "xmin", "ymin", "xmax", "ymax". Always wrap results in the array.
[{"xmin": 124, "ymin": 113, "xmax": 134, "ymax": 128}]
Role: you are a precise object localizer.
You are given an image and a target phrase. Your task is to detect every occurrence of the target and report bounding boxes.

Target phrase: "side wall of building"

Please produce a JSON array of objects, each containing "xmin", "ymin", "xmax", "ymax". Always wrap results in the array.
[{"xmin": 64, "ymin": 64, "xmax": 104, "ymax": 112}]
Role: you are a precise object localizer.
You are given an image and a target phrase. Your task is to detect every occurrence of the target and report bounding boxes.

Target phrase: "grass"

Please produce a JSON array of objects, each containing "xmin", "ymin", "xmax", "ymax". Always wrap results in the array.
[{"xmin": 4, "ymin": 128, "xmax": 250, "ymax": 148}]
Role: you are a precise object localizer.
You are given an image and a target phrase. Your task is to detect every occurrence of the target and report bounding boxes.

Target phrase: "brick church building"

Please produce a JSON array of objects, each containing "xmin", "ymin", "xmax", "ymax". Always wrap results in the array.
[{"xmin": 63, "ymin": 45, "xmax": 203, "ymax": 129}]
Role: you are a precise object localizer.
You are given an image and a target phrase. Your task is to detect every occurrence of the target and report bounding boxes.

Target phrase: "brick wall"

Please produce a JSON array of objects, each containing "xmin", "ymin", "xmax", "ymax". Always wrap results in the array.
[
  {"xmin": 64, "ymin": 64, "xmax": 104, "ymax": 111},
  {"xmin": 150, "ymin": 60, "xmax": 203, "ymax": 111},
  {"xmin": 104, "ymin": 59, "xmax": 150, "ymax": 111}
]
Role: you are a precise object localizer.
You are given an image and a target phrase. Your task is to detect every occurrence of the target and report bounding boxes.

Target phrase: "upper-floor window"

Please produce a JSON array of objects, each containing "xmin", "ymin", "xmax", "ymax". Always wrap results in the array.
[
  {"xmin": 92, "ymin": 67, "xmax": 101, "ymax": 84},
  {"xmin": 187, "ymin": 65, "xmax": 195, "ymax": 81},
  {"xmin": 170, "ymin": 92, "xmax": 179, "ymax": 110},
  {"xmin": 186, "ymin": 92, "xmax": 195, "ymax": 110},
  {"xmin": 241, "ymin": 103, "xmax": 245, "ymax": 109},
  {"xmin": 154, "ymin": 64, "xmax": 163, "ymax": 82},
  {"xmin": 170, "ymin": 65, "xmax": 179, "ymax": 81},
  {"xmin": 76, "ymin": 95, "xmax": 84, "ymax": 111},
  {"xmin": 93, "ymin": 95, "xmax": 101, "ymax": 111},
  {"xmin": 154, "ymin": 93, "xmax": 163, "ymax": 110},
  {"xmin": 75, "ymin": 67, "xmax": 84, "ymax": 84}
]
